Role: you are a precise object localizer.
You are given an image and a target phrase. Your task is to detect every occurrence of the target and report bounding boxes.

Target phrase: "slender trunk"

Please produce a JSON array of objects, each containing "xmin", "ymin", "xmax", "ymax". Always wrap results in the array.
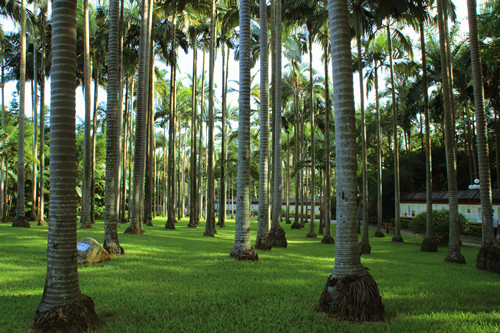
[
  {"xmin": 120, "ymin": 77, "xmax": 129, "ymax": 222},
  {"xmin": 307, "ymin": 32, "xmax": 317, "ymax": 239},
  {"xmin": 286, "ymin": 131, "xmax": 290, "ymax": 224},
  {"xmin": 31, "ymin": 33, "xmax": 38, "ymax": 222},
  {"xmin": 420, "ymin": 17, "xmax": 436, "ymax": 251},
  {"xmin": 437, "ymin": 0, "xmax": 464, "ymax": 263},
  {"xmin": 204, "ymin": 0, "xmax": 217, "ymax": 236},
  {"xmin": 144, "ymin": 37, "xmax": 155, "ymax": 227},
  {"xmin": 373, "ymin": 62, "xmax": 383, "ymax": 237},
  {"xmin": 90, "ymin": 68, "xmax": 98, "ymax": 224},
  {"xmin": 230, "ymin": 0, "xmax": 258, "ymax": 260},
  {"xmin": 256, "ymin": 0, "xmax": 270, "ymax": 249},
  {"xmin": 115, "ymin": 0, "xmax": 125, "ymax": 221},
  {"xmin": 387, "ymin": 21, "xmax": 402, "ymax": 242},
  {"xmin": 322, "ymin": 42, "xmax": 333, "ymax": 243},
  {"xmin": 467, "ymin": 0, "xmax": 495, "ymax": 250},
  {"xmin": 13, "ymin": 0, "xmax": 29, "ymax": 227},
  {"xmin": 218, "ymin": 44, "xmax": 228, "ymax": 228},
  {"xmin": 188, "ymin": 41, "xmax": 198, "ymax": 227},
  {"xmin": 0, "ymin": 45, "xmax": 5, "ymax": 222},
  {"xmin": 198, "ymin": 49, "xmax": 206, "ymax": 223},
  {"xmin": 81, "ymin": 0, "xmax": 93, "ymax": 228}
]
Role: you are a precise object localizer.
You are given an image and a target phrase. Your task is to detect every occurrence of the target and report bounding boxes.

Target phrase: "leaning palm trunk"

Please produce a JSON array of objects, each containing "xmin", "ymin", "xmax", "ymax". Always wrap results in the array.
[
  {"xmin": 33, "ymin": 0, "xmax": 98, "ymax": 329},
  {"xmin": 267, "ymin": 0, "xmax": 287, "ymax": 248},
  {"xmin": 81, "ymin": 0, "xmax": 93, "ymax": 229},
  {"xmin": 104, "ymin": 0, "xmax": 126, "ymax": 253},
  {"xmin": 230, "ymin": 0, "xmax": 258, "ymax": 261},
  {"xmin": 318, "ymin": 0, "xmax": 384, "ymax": 321},
  {"xmin": 437, "ymin": 0, "xmax": 464, "ymax": 264},
  {"xmin": 420, "ymin": 17, "xmax": 437, "ymax": 252},
  {"xmin": 204, "ymin": 0, "xmax": 217, "ymax": 237},
  {"xmin": 13, "ymin": 0, "xmax": 29, "ymax": 228},
  {"xmin": 467, "ymin": 0, "xmax": 500, "ymax": 274},
  {"xmin": 256, "ymin": 0, "xmax": 271, "ymax": 250}
]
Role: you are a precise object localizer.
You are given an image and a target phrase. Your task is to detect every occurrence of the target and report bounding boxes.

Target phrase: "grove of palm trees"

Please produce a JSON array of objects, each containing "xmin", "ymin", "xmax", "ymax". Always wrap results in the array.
[{"xmin": 0, "ymin": 0, "xmax": 499, "ymax": 331}]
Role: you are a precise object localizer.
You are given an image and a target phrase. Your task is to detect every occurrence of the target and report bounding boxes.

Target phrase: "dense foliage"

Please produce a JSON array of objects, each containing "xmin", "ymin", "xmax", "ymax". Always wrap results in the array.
[{"xmin": 409, "ymin": 209, "xmax": 469, "ymax": 244}]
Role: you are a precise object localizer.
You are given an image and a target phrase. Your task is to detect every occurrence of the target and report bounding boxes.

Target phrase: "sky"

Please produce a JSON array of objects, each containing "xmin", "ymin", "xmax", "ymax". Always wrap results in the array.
[{"xmin": 0, "ymin": 0, "xmax": 486, "ymax": 127}]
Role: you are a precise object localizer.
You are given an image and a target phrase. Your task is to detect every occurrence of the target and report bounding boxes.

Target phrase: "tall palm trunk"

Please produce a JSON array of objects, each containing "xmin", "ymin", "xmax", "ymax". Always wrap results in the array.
[
  {"xmin": 322, "ymin": 42, "xmax": 334, "ymax": 244},
  {"xmin": 33, "ymin": 0, "xmax": 98, "ymax": 329},
  {"xmin": 31, "ymin": 35, "xmax": 38, "ymax": 222},
  {"xmin": 230, "ymin": 0, "xmax": 258, "ymax": 261},
  {"xmin": 420, "ymin": 17, "xmax": 437, "ymax": 252},
  {"xmin": 373, "ymin": 61, "xmax": 384, "ymax": 238},
  {"xmin": 144, "ymin": 37, "xmax": 155, "ymax": 227},
  {"xmin": 90, "ymin": 68, "xmax": 99, "ymax": 224},
  {"xmin": 267, "ymin": 0, "xmax": 287, "ymax": 248},
  {"xmin": 0, "ymin": 44, "xmax": 5, "ymax": 222},
  {"xmin": 204, "ymin": 0, "xmax": 217, "ymax": 236},
  {"xmin": 318, "ymin": 0, "xmax": 384, "ymax": 320},
  {"xmin": 197, "ymin": 50, "xmax": 206, "ymax": 224},
  {"xmin": 13, "ymin": 0, "xmax": 29, "ymax": 228},
  {"xmin": 307, "ymin": 32, "xmax": 317, "ymax": 239},
  {"xmin": 292, "ymin": 78, "xmax": 301, "ymax": 230},
  {"xmin": 358, "ymin": 29, "xmax": 370, "ymax": 254},
  {"xmin": 104, "ymin": 0, "xmax": 126, "ymax": 253},
  {"xmin": 81, "ymin": 0, "xmax": 93, "ymax": 229},
  {"xmin": 188, "ymin": 38, "xmax": 198, "ymax": 228},
  {"xmin": 467, "ymin": 0, "xmax": 499, "ymax": 273},
  {"xmin": 387, "ymin": 21, "xmax": 402, "ymax": 242},
  {"xmin": 437, "ymin": 0, "xmax": 464, "ymax": 264},
  {"xmin": 218, "ymin": 44, "xmax": 229, "ymax": 228},
  {"xmin": 256, "ymin": 0, "xmax": 271, "ymax": 250},
  {"xmin": 127, "ymin": 0, "xmax": 150, "ymax": 235}
]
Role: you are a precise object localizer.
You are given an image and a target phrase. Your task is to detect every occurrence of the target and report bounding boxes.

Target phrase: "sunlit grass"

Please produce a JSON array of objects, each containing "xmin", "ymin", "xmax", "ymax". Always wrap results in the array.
[{"xmin": 0, "ymin": 217, "xmax": 499, "ymax": 332}]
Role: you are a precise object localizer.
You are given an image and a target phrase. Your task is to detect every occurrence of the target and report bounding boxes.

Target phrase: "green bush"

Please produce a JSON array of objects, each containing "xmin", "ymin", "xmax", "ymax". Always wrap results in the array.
[{"xmin": 409, "ymin": 209, "xmax": 469, "ymax": 244}]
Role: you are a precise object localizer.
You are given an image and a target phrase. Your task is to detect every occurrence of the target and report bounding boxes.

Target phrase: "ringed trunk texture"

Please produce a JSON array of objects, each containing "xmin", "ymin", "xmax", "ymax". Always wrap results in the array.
[
  {"xmin": 34, "ymin": 0, "xmax": 98, "ymax": 330},
  {"xmin": 320, "ymin": 0, "xmax": 384, "ymax": 321}
]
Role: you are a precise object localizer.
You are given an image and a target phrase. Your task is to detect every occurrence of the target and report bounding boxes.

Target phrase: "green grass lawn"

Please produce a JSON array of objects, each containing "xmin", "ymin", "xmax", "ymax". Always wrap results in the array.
[{"xmin": 1, "ymin": 217, "xmax": 499, "ymax": 332}]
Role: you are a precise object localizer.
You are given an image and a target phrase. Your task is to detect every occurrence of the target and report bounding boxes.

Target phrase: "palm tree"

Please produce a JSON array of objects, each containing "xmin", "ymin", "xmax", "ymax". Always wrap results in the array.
[
  {"xmin": 230, "ymin": 0, "xmax": 258, "ymax": 261},
  {"xmin": 256, "ymin": 0, "xmax": 271, "ymax": 250},
  {"xmin": 33, "ymin": 0, "xmax": 98, "ymax": 329},
  {"xmin": 104, "ymin": 0, "xmax": 126, "ymax": 254},
  {"xmin": 436, "ymin": 0, "xmax": 464, "ymax": 264},
  {"xmin": 12, "ymin": 0, "xmax": 29, "ymax": 228},
  {"xmin": 317, "ymin": 0, "xmax": 384, "ymax": 321},
  {"xmin": 267, "ymin": 0, "xmax": 287, "ymax": 248},
  {"xmin": 468, "ymin": 0, "xmax": 499, "ymax": 273},
  {"xmin": 127, "ymin": 0, "xmax": 150, "ymax": 235},
  {"xmin": 37, "ymin": 1, "xmax": 47, "ymax": 226},
  {"xmin": 80, "ymin": 0, "xmax": 93, "ymax": 229},
  {"xmin": 188, "ymin": 24, "xmax": 199, "ymax": 229}
]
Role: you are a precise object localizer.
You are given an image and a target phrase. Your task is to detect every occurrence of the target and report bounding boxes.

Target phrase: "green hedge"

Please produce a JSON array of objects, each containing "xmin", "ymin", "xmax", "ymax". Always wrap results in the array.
[{"xmin": 409, "ymin": 209, "xmax": 469, "ymax": 244}]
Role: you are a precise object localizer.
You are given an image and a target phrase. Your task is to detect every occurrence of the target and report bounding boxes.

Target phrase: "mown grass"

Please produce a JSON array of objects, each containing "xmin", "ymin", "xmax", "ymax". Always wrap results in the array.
[{"xmin": 0, "ymin": 217, "xmax": 499, "ymax": 332}]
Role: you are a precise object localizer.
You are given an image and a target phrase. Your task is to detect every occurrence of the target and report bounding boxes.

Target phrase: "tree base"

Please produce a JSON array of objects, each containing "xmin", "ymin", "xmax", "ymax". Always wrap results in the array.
[
  {"xmin": 187, "ymin": 221, "xmax": 197, "ymax": 228},
  {"xmin": 216, "ymin": 223, "xmax": 226, "ymax": 228},
  {"xmin": 445, "ymin": 248, "xmax": 466, "ymax": 264},
  {"xmin": 290, "ymin": 221, "xmax": 302, "ymax": 229},
  {"xmin": 80, "ymin": 224, "xmax": 93, "ymax": 229},
  {"xmin": 476, "ymin": 244, "xmax": 500, "ymax": 274},
  {"xmin": 306, "ymin": 232, "xmax": 317, "ymax": 238},
  {"xmin": 230, "ymin": 247, "xmax": 259, "ymax": 261},
  {"xmin": 145, "ymin": 219, "xmax": 153, "ymax": 227},
  {"xmin": 420, "ymin": 237, "xmax": 438, "ymax": 252},
  {"xmin": 374, "ymin": 230, "xmax": 385, "ymax": 238},
  {"xmin": 285, "ymin": 219, "xmax": 292, "ymax": 224},
  {"xmin": 321, "ymin": 234, "xmax": 335, "ymax": 244},
  {"xmin": 317, "ymin": 271, "xmax": 385, "ymax": 321},
  {"xmin": 12, "ymin": 215, "xmax": 30, "ymax": 228},
  {"xmin": 268, "ymin": 226, "xmax": 288, "ymax": 248},
  {"xmin": 38, "ymin": 220, "xmax": 46, "ymax": 227},
  {"xmin": 203, "ymin": 229, "xmax": 215, "ymax": 237},
  {"xmin": 103, "ymin": 240, "xmax": 124, "ymax": 255},
  {"xmin": 124, "ymin": 226, "xmax": 145, "ymax": 235},
  {"xmin": 360, "ymin": 241, "xmax": 371, "ymax": 255},
  {"xmin": 33, "ymin": 294, "xmax": 98, "ymax": 333},
  {"xmin": 165, "ymin": 218, "xmax": 176, "ymax": 230},
  {"xmin": 392, "ymin": 235, "xmax": 403, "ymax": 243},
  {"xmin": 255, "ymin": 236, "xmax": 272, "ymax": 250}
]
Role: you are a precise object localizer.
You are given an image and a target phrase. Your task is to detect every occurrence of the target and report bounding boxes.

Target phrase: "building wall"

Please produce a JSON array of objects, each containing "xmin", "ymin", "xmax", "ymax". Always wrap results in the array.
[{"xmin": 400, "ymin": 202, "xmax": 500, "ymax": 224}]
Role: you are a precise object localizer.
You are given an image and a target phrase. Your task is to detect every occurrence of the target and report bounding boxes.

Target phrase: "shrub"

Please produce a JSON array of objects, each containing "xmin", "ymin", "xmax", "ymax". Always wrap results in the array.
[{"xmin": 409, "ymin": 209, "xmax": 468, "ymax": 245}]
